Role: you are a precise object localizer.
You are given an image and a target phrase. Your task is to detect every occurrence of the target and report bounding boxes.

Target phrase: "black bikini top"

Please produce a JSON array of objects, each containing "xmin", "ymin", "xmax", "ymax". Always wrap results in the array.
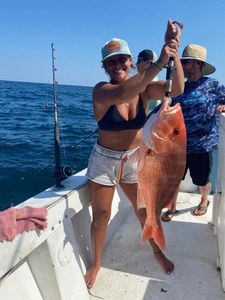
[{"xmin": 97, "ymin": 96, "xmax": 146, "ymax": 131}]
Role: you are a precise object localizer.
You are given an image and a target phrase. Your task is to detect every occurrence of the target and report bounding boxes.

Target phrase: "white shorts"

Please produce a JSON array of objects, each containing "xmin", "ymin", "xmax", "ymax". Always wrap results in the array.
[{"xmin": 86, "ymin": 143, "xmax": 139, "ymax": 186}]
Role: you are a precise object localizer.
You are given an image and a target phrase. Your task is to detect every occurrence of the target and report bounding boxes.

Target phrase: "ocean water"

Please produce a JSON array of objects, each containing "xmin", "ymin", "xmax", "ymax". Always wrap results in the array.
[{"xmin": 0, "ymin": 80, "xmax": 98, "ymax": 211}]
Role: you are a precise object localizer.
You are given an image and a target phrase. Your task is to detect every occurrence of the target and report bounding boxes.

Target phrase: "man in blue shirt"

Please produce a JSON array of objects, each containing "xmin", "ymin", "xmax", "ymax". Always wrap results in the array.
[{"xmin": 161, "ymin": 44, "xmax": 225, "ymax": 221}]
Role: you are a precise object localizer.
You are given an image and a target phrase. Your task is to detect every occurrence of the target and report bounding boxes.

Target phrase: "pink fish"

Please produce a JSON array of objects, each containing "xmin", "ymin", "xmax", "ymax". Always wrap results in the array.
[{"xmin": 136, "ymin": 98, "xmax": 186, "ymax": 251}]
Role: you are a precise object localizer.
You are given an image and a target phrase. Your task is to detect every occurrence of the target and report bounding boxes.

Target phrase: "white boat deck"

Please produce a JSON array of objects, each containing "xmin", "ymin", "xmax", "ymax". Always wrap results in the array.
[{"xmin": 90, "ymin": 192, "xmax": 224, "ymax": 300}]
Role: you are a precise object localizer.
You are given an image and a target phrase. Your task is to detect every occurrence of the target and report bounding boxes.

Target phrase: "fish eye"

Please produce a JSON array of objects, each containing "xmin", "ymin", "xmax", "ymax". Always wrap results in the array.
[{"xmin": 173, "ymin": 128, "xmax": 180, "ymax": 135}]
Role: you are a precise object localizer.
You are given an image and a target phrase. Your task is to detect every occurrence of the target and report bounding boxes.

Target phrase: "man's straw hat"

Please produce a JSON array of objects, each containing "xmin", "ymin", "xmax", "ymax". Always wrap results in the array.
[{"xmin": 181, "ymin": 44, "xmax": 216, "ymax": 75}]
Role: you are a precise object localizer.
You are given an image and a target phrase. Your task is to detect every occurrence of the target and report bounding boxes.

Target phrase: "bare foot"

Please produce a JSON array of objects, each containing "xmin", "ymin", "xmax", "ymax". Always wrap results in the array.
[
  {"xmin": 84, "ymin": 265, "xmax": 100, "ymax": 289},
  {"xmin": 154, "ymin": 251, "xmax": 174, "ymax": 274}
]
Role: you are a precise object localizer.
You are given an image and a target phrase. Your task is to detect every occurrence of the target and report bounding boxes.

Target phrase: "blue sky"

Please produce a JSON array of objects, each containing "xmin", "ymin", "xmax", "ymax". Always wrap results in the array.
[{"xmin": 1, "ymin": 0, "xmax": 225, "ymax": 87}]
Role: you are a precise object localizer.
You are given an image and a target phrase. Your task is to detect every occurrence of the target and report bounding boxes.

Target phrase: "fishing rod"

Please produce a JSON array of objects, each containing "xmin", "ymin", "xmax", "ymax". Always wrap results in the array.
[
  {"xmin": 165, "ymin": 21, "xmax": 184, "ymax": 100},
  {"xmin": 51, "ymin": 43, "xmax": 73, "ymax": 187},
  {"xmin": 165, "ymin": 59, "xmax": 175, "ymax": 98}
]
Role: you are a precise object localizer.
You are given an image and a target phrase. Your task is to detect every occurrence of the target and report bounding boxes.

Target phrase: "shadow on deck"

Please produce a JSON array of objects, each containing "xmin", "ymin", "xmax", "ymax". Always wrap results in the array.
[{"xmin": 90, "ymin": 192, "xmax": 224, "ymax": 300}]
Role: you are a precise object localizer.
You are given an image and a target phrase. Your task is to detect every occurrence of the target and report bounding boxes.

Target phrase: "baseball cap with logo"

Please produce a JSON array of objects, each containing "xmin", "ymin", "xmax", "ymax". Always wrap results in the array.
[{"xmin": 101, "ymin": 38, "xmax": 131, "ymax": 62}]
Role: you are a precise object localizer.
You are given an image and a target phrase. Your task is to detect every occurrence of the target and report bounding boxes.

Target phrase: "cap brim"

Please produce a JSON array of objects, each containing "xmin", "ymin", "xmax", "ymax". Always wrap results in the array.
[
  {"xmin": 102, "ymin": 52, "xmax": 131, "ymax": 62},
  {"xmin": 202, "ymin": 63, "xmax": 216, "ymax": 75}
]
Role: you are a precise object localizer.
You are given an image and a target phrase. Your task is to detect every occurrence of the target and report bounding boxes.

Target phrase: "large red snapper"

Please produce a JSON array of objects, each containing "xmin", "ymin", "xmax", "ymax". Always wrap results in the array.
[{"xmin": 136, "ymin": 98, "xmax": 186, "ymax": 252}]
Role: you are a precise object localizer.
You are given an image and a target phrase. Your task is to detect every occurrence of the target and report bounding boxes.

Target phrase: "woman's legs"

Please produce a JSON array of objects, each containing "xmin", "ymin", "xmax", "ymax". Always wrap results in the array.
[
  {"xmin": 84, "ymin": 180, "xmax": 115, "ymax": 288},
  {"xmin": 120, "ymin": 182, "xmax": 174, "ymax": 274}
]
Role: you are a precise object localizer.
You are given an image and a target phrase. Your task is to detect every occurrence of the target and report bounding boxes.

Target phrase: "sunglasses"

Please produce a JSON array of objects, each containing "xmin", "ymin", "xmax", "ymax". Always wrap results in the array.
[
  {"xmin": 181, "ymin": 59, "xmax": 192, "ymax": 65},
  {"xmin": 105, "ymin": 56, "xmax": 129, "ymax": 67}
]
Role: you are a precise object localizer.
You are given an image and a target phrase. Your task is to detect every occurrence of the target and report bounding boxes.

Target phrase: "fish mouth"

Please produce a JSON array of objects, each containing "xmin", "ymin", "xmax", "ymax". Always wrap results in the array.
[{"xmin": 161, "ymin": 98, "xmax": 181, "ymax": 115}]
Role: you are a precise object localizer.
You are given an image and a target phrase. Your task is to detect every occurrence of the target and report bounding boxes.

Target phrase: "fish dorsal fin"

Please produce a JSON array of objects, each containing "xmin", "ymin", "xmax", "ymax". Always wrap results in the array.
[{"xmin": 127, "ymin": 147, "xmax": 140, "ymax": 163}]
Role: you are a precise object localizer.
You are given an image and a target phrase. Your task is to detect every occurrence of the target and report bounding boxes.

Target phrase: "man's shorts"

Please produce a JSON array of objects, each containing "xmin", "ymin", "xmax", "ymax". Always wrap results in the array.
[
  {"xmin": 183, "ymin": 152, "xmax": 212, "ymax": 186},
  {"xmin": 86, "ymin": 143, "xmax": 139, "ymax": 186}
]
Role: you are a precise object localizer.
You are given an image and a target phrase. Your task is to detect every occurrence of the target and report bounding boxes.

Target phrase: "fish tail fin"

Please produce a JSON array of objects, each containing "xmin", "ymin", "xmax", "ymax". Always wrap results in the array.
[{"xmin": 141, "ymin": 220, "xmax": 166, "ymax": 252}]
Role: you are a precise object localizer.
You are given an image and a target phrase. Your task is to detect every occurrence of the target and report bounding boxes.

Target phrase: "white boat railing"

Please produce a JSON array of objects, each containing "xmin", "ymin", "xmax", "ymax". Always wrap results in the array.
[
  {"xmin": 0, "ymin": 170, "xmax": 132, "ymax": 300},
  {"xmin": 212, "ymin": 113, "xmax": 225, "ymax": 291}
]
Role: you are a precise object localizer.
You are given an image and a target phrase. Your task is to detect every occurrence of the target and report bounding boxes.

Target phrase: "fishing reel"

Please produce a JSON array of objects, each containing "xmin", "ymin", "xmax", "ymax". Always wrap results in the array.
[
  {"xmin": 60, "ymin": 166, "xmax": 74, "ymax": 179},
  {"xmin": 54, "ymin": 165, "xmax": 74, "ymax": 187}
]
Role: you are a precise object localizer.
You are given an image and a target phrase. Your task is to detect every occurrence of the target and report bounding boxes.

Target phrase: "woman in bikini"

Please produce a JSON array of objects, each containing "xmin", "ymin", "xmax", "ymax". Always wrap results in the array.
[{"xmin": 85, "ymin": 20, "xmax": 184, "ymax": 289}]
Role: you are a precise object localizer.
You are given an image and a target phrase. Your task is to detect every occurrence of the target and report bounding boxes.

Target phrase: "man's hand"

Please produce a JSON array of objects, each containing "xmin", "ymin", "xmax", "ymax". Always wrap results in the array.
[
  {"xmin": 215, "ymin": 105, "xmax": 225, "ymax": 113},
  {"xmin": 165, "ymin": 20, "xmax": 183, "ymax": 47}
]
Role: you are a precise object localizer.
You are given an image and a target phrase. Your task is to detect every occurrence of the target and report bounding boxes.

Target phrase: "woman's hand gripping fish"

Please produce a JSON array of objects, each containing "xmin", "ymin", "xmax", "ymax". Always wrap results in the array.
[{"xmin": 136, "ymin": 98, "xmax": 186, "ymax": 252}]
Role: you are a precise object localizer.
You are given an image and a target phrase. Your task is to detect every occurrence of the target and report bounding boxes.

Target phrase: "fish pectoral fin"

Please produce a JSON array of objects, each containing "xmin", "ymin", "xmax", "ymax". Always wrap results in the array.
[
  {"xmin": 137, "ymin": 190, "xmax": 146, "ymax": 209},
  {"xmin": 141, "ymin": 220, "xmax": 166, "ymax": 252},
  {"xmin": 137, "ymin": 198, "xmax": 145, "ymax": 209}
]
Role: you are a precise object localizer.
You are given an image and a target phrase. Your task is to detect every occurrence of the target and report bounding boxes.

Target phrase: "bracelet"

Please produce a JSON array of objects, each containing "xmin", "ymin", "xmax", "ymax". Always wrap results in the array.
[{"xmin": 153, "ymin": 62, "xmax": 163, "ymax": 71}]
